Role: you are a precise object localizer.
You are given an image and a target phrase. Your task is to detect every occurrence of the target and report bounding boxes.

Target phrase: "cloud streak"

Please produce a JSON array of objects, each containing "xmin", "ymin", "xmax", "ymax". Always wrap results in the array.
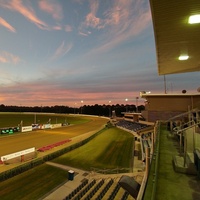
[
  {"xmin": 38, "ymin": 0, "xmax": 63, "ymax": 21},
  {"xmin": 0, "ymin": 17, "xmax": 16, "ymax": 32},
  {"xmin": 51, "ymin": 41, "xmax": 73, "ymax": 60},
  {"xmin": 0, "ymin": 0, "xmax": 48, "ymax": 30},
  {"xmin": 0, "ymin": 51, "xmax": 20, "ymax": 64},
  {"xmin": 81, "ymin": 0, "xmax": 151, "ymax": 53}
]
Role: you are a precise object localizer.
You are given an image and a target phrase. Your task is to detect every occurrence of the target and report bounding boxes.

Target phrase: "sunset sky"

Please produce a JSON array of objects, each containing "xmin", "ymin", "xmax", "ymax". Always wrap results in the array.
[{"xmin": 0, "ymin": 0, "xmax": 199, "ymax": 107}]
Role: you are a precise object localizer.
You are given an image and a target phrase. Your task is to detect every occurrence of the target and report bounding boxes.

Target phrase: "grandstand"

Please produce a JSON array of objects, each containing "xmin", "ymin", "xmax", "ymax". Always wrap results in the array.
[
  {"xmin": 135, "ymin": 0, "xmax": 200, "ymax": 199},
  {"xmin": 1, "ymin": 1, "xmax": 200, "ymax": 199}
]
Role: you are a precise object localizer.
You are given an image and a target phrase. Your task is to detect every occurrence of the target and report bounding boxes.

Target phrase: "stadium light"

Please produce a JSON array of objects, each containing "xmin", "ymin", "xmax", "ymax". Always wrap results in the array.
[
  {"xmin": 178, "ymin": 55, "xmax": 189, "ymax": 60},
  {"xmin": 125, "ymin": 98, "xmax": 128, "ymax": 112},
  {"xmin": 80, "ymin": 100, "xmax": 83, "ymax": 114},
  {"xmin": 136, "ymin": 97, "xmax": 139, "ymax": 113},
  {"xmin": 188, "ymin": 14, "xmax": 200, "ymax": 24},
  {"xmin": 108, "ymin": 101, "xmax": 112, "ymax": 117}
]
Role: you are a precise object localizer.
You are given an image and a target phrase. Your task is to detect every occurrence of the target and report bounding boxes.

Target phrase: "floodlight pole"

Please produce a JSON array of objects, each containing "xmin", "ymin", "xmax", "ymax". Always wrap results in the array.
[
  {"xmin": 34, "ymin": 113, "xmax": 36, "ymax": 124},
  {"xmin": 136, "ymin": 97, "xmax": 139, "ymax": 113},
  {"xmin": 164, "ymin": 75, "xmax": 167, "ymax": 94}
]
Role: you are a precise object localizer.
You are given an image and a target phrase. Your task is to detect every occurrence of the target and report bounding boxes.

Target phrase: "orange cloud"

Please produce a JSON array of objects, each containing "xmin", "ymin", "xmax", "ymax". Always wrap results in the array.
[
  {"xmin": 0, "ymin": 51, "xmax": 20, "ymax": 64},
  {"xmin": 79, "ymin": 0, "xmax": 102, "ymax": 35},
  {"xmin": 85, "ymin": 0, "xmax": 100, "ymax": 28},
  {"xmin": 0, "ymin": 0, "xmax": 48, "ymax": 30},
  {"xmin": 0, "ymin": 17, "xmax": 16, "ymax": 32},
  {"xmin": 85, "ymin": 13, "xmax": 100, "ymax": 28},
  {"xmin": 39, "ymin": 0, "xmax": 63, "ymax": 20}
]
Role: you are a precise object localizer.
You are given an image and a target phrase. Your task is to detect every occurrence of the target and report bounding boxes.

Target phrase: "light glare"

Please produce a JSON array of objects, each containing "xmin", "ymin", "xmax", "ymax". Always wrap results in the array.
[
  {"xmin": 179, "ymin": 55, "xmax": 189, "ymax": 60},
  {"xmin": 188, "ymin": 14, "xmax": 200, "ymax": 24}
]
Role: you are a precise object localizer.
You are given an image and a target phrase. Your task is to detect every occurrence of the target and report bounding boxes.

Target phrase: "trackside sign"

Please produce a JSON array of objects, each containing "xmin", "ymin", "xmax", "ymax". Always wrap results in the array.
[
  {"xmin": 1, "ymin": 147, "xmax": 35, "ymax": 161},
  {"xmin": 21, "ymin": 126, "xmax": 32, "ymax": 132},
  {"xmin": 51, "ymin": 123, "xmax": 62, "ymax": 129}
]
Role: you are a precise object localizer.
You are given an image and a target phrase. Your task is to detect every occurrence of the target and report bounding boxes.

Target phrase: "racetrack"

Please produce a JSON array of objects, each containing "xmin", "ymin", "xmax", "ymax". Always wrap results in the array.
[{"xmin": 0, "ymin": 116, "xmax": 108, "ymax": 157}]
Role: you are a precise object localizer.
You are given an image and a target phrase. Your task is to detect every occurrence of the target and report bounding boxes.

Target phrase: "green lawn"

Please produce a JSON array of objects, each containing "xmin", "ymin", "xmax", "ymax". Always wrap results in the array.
[
  {"xmin": 0, "ymin": 164, "xmax": 67, "ymax": 200},
  {"xmin": 53, "ymin": 127, "xmax": 134, "ymax": 171}
]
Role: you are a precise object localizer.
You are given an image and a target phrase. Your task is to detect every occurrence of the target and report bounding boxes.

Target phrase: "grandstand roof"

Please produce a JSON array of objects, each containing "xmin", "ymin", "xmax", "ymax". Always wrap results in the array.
[
  {"xmin": 149, "ymin": 0, "xmax": 200, "ymax": 75},
  {"xmin": 140, "ymin": 93, "xmax": 200, "ymax": 97}
]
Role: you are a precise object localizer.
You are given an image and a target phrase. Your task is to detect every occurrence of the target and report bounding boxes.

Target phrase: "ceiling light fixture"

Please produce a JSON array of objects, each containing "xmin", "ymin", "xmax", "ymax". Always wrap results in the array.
[
  {"xmin": 188, "ymin": 14, "xmax": 200, "ymax": 24},
  {"xmin": 178, "ymin": 55, "xmax": 189, "ymax": 60}
]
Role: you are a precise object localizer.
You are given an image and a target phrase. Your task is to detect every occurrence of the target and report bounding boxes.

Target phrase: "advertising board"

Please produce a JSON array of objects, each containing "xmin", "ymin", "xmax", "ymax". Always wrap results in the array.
[
  {"xmin": 32, "ymin": 124, "xmax": 40, "ymax": 130},
  {"xmin": 1, "ymin": 147, "xmax": 35, "ymax": 161},
  {"xmin": 51, "ymin": 123, "xmax": 62, "ymax": 129},
  {"xmin": 21, "ymin": 126, "xmax": 32, "ymax": 132}
]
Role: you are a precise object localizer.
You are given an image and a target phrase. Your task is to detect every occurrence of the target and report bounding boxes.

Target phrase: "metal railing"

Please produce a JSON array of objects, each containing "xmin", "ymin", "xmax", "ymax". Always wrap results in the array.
[
  {"xmin": 176, "ymin": 121, "xmax": 200, "ymax": 134},
  {"xmin": 137, "ymin": 121, "xmax": 160, "ymax": 200},
  {"xmin": 166, "ymin": 108, "xmax": 199, "ymax": 122}
]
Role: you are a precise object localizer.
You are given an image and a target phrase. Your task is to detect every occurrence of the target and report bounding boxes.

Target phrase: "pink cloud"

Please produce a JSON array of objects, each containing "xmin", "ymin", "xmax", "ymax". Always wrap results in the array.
[
  {"xmin": 65, "ymin": 25, "xmax": 73, "ymax": 32},
  {"xmin": 53, "ymin": 25, "xmax": 62, "ymax": 30},
  {"xmin": 79, "ymin": 0, "xmax": 102, "ymax": 35},
  {"xmin": 0, "ymin": 17, "xmax": 16, "ymax": 32},
  {"xmin": 0, "ymin": 0, "xmax": 48, "ymax": 30},
  {"xmin": 51, "ymin": 41, "xmax": 73, "ymax": 60},
  {"xmin": 0, "ymin": 80, "xmax": 143, "ymax": 106},
  {"xmin": 85, "ymin": 13, "xmax": 100, "ymax": 28},
  {"xmin": 79, "ymin": 31, "xmax": 89, "ymax": 36},
  {"xmin": 0, "ymin": 51, "xmax": 20, "ymax": 64},
  {"xmin": 39, "ymin": 0, "xmax": 63, "ymax": 20},
  {"xmin": 85, "ymin": 0, "xmax": 101, "ymax": 28},
  {"xmin": 86, "ymin": 0, "xmax": 152, "ymax": 53}
]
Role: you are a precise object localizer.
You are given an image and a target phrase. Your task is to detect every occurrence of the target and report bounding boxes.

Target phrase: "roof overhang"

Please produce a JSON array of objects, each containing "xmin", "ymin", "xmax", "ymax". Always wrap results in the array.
[
  {"xmin": 149, "ymin": 0, "xmax": 200, "ymax": 75},
  {"xmin": 140, "ymin": 92, "xmax": 200, "ymax": 98}
]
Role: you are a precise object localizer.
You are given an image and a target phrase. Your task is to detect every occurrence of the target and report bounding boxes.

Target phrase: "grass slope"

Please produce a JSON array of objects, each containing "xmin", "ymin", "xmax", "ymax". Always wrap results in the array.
[
  {"xmin": 53, "ymin": 127, "xmax": 134, "ymax": 171},
  {"xmin": 0, "ymin": 164, "xmax": 67, "ymax": 200}
]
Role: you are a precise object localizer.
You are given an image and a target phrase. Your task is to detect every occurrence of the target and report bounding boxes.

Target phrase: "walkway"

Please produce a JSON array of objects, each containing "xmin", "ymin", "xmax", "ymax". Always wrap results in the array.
[{"xmin": 156, "ymin": 129, "xmax": 200, "ymax": 200}]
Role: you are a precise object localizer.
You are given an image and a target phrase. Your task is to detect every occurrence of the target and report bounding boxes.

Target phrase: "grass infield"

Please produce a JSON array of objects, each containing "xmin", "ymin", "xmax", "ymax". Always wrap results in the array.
[
  {"xmin": 53, "ymin": 127, "xmax": 134, "ymax": 171},
  {"xmin": 0, "ymin": 113, "xmax": 90, "ymax": 128}
]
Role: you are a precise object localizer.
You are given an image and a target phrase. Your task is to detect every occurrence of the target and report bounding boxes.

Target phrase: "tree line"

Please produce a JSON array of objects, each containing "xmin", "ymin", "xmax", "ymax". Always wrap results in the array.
[{"xmin": 0, "ymin": 104, "xmax": 145, "ymax": 117}]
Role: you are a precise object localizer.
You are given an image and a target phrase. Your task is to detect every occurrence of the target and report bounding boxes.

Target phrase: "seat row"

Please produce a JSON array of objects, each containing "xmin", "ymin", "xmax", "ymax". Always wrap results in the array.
[
  {"xmin": 65, "ymin": 179, "xmax": 96, "ymax": 200},
  {"xmin": 37, "ymin": 139, "xmax": 71, "ymax": 152},
  {"xmin": 116, "ymin": 120, "xmax": 150, "ymax": 133},
  {"xmin": 65, "ymin": 178, "xmax": 133, "ymax": 200}
]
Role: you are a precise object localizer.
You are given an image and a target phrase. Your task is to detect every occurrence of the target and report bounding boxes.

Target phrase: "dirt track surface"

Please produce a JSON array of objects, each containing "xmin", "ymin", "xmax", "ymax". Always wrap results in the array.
[{"xmin": 0, "ymin": 116, "xmax": 108, "ymax": 157}]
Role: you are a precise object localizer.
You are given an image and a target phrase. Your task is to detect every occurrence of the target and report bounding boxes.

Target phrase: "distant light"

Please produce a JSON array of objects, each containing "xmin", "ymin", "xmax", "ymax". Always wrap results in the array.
[
  {"xmin": 188, "ymin": 14, "xmax": 200, "ymax": 24},
  {"xmin": 178, "ymin": 55, "xmax": 189, "ymax": 60}
]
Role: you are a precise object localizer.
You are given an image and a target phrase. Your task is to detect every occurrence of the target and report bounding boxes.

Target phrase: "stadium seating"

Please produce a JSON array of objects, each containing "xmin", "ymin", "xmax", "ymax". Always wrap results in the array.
[
  {"xmin": 64, "ymin": 177, "xmax": 138, "ymax": 200},
  {"xmin": 116, "ymin": 120, "xmax": 150, "ymax": 133}
]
